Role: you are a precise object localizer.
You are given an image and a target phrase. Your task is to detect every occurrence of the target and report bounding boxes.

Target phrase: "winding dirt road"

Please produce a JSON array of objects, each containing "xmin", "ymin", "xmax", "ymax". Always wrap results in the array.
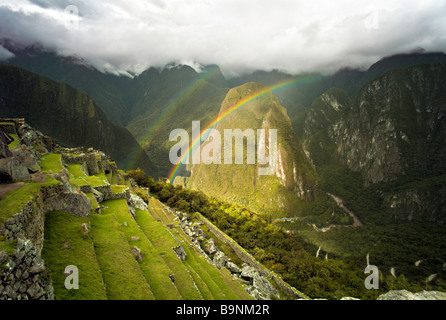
[{"xmin": 328, "ymin": 193, "xmax": 363, "ymax": 227}]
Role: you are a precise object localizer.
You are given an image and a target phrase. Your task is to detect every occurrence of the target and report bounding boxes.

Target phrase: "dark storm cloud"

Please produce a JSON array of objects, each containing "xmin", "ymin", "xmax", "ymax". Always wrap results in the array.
[{"xmin": 0, "ymin": 0, "xmax": 445, "ymax": 77}]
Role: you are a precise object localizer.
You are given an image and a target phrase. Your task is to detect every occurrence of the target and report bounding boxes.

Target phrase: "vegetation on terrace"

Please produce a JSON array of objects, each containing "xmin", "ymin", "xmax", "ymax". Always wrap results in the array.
[{"xmin": 1, "ymin": 150, "xmax": 253, "ymax": 300}]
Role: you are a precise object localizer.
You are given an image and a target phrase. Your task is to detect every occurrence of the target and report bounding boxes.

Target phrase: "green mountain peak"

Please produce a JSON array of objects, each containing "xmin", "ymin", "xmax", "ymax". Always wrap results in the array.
[{"xmin": 178, "ymin": 82, "xmax": 318, "ymax": 217}]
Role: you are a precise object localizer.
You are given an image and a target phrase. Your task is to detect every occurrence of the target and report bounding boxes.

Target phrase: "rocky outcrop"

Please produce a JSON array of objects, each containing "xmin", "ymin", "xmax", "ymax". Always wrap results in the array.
[
  {"xmin": 11, "ymin": 146, "xmax": 41, "ymax": 173},
  {"xmin": 172, "ymin": 245, "xmax": 187, "ymax": 261},
  {"xmin": 385, "ymin": 184, "xmax": 446, "ymax": 225},
  {"xmin": 0, "ymin": 157, "xmax": 31, "ymax": 182},
  {"xmin": 0, "ymin": 120, "xmax": 55, "ymax": 182},
  {"xmin": 304, "ymin": 64, "xmax": 446, "ymax": 185},
  {"xmin": 212, "ymin": 251, "xmax": 228, "ymax": 269},
  {"xmin": 301, "ymin": 63, "xmax": 446, "ymax": 224},
  {"xmin": 203, "ymin": 239, "xmax": 218, "ymax": 255},
  {"xmin": 0, "ymin": 130, "xmax": 13, "ymax": 159},
  {"xmin": 377, "ymin": 290, "xmax": 446, "ymax": 300},
  {"xmin": 131, "ymin": 246, "xmax": 143, "ymax": 261},
  {"xmin": 43, "ymin": 192, "xmax": 91, "ymax": 219},
  {"xmin": 127, "ymin": 192, "xmax": 149, "ymax": 212},
  {"xmin": 17, "ymin": 123, "xmax": 55, "ymax": 157}
]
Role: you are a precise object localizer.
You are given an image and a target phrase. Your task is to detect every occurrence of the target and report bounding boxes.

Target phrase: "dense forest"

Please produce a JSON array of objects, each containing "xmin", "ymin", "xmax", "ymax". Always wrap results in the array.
[{"xmin": 127, "ymin": 169, "xmax": 445, "ymax": 299}]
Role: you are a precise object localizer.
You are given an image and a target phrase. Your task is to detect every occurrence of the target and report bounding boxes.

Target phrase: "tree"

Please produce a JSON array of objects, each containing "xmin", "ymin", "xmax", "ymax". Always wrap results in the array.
[
  {"xmin": 175, "ymin": 199, "xmax": 191, "ymax": 212},
  {"xmin": 158, "ymin": 188, "xmax": 173, "ymax": 202}
]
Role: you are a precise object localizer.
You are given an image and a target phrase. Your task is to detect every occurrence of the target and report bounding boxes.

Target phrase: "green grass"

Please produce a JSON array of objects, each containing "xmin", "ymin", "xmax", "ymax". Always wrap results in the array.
[
  {"xmin": 110, "ymin": 173, "xmax": 118, "ymax": 185},
  {"xmin": 70, "ymin": 178, "xmax": 89, "ymax": 188},
  {"xmin": 85, "ymin": 193, "xmax": 99, "ymax": 211},
  {"xmin": 66, "ymin": 164, "xmax": 87, "ymax": 179},
  {"xmin": 147, "ymin": 201, "xmax": 222, "ymax": 299},
  {"xmin": 0, "ymin": 178, "xmax": 60, "ymax": 226},
  {"xmin": 110, "ymin": 185, "xmax": 128, "ymax": 193},
  {"xmin": 90, "ymin": 202, "xmax": 154, "ymax": 300},
  {"xmin": 7, "ymin": 133, "xmax": 20, "ymax": 150},
  {"xmin": 95, "ymin": 172, "xmax": 110, "ymax": 184},
  {"xmin": 41, "ymin": 211, "xmax": 107, "ymax": 300},
  {"xmin": 141, "ymin": 198, "xmax": 252, "ymax": 300},
  {"xmin": 39, "ymin": 153, "xmax": 64, "ymax": 173},
  {"xmin": 106, "ymin": 200, "xmax": 182, "ymax": 300},
  {"xmin": 134, "ymin": 202, "xmax": 203, "ymax": 300}
]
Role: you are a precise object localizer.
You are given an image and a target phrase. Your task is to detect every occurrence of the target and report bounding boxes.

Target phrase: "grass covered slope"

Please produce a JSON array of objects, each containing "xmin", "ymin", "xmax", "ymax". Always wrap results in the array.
[
  {"xmin": 89, "ymin": 203, "xmax": 155, "ymax": 300},
  {"xmin": 138, "ymin": 198, "xmax": 252, "ymax": 300},
  {"xmin": 102, "ymin": 199, "xmax": 182, "ymax": 300},
  {"xmin": 41, "ymin": 211, "xmax": 107, "ymax": 300},
  {"xmin": 9, "ymin": 148, "xmax": 253, "ymax": 300}
]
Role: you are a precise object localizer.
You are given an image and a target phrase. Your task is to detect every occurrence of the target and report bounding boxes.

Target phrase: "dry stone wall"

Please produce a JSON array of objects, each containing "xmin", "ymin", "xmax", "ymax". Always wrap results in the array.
[
  {"xmin": 0, "ymin": 238, "xmax": 54, "ymax": 300},
  {"xmin": 196, "ymin": 212, "xmax": 309, "ymax": 300}
]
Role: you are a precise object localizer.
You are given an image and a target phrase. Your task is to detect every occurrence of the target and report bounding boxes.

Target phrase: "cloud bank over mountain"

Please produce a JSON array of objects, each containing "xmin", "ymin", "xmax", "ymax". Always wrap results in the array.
[{"xmin": 1, "ymin": 0, "xmax": 445, "ymax": 77}]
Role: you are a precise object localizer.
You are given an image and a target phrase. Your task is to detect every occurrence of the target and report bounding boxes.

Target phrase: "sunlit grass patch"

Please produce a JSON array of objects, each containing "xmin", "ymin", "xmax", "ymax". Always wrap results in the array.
[
  {"xmin": 90, "ymin": 201, "xmax": 154, "ymax": 300},
  {"xmin": 39, "ymin": 153, "xmax": 63, "ymax": 173},
  {"xmin": 41, "ymin": 211, "xmax": 107, "ymax": 300}
]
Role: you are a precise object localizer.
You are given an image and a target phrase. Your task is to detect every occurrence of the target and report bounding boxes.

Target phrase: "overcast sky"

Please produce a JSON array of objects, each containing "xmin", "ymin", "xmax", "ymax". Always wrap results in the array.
[{"xmin": 0, "ymin": 0, "xmax": 445, "ymax": 77}]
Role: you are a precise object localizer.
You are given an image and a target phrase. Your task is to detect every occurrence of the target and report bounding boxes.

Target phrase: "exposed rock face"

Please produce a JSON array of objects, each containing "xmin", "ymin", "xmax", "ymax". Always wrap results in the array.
[
  {"xmin": 0, "ymin": 157, "xmax": 31, "ymax": 182},
  {"xmin": 0, "ymin": 121, "xmax": 56, "ymax": 182},
  {"xmin": 17, "ymin": 124, "xmax": 54, "ymax": 157},
  {"xmin": 11, "ymin": 146, "xmax": 40, "ymax": 173},
  {"xmin": 203, "ymin": 239, "xmax": 218, "ymax": 255},
  {"xmin": 307, "ymin": 64, "xmax": 446, "ymax": 185},
  {"xmin": 0, "ymin": 65, "xmax": 157, "ymax": 177},
  {"xmin": 241, "ymin": 264, "xmax": 279, "ymax": 300},
  {"xmin": 302, "ymin": 63, "xmax": 446, "ymax": 224},
  {"xmin": 241, "ymin": 264, "xmax": 258, "ymax": 280},
  {"xmin": 43, "ymin": 192, "xmax": 91, "ymax": 218},
  {"xmin": 127, "ymin": 192, "xmax": 149, "ymax": 212},
  {"xmin": 385, "ymin": 185, "xmax": 446, "ymax": 224},
  {"xmin": 0, "ymin": 130, "xmax": 13, "ymax": 158},
  {"xmin": 172, "ymin": 245, "xmax": 187, "ymax": 261},
  {"xmin": 213, "ymin": 251, "xmax": 228, "ymax": 269},
  {"xmin": 377, "ymin": 290, "xmax": 446, "ymax": 300},
  {"xmin": 226, "ymin": 261, "xmax": 241, "ymax": 274},
  {"xmin": 131, "ymin": 246, "xmax": 143, "ymax": 261}
]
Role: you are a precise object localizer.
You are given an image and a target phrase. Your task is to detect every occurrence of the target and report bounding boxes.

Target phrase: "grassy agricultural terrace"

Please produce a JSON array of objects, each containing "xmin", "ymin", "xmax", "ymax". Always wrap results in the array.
[{"xmin": 1, "ymin": 148, "xmax": 253, "ymax": 300}]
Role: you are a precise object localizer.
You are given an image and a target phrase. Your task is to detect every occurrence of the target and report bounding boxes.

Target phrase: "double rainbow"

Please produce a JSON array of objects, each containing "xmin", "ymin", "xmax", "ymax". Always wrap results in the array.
[
  {"xmin": 123, "ymin": 65, "xmax": 222, "ymax": 171},
  {"xmin": 167, "ymin": 74, "xmax": 323, "ymax": 183}
]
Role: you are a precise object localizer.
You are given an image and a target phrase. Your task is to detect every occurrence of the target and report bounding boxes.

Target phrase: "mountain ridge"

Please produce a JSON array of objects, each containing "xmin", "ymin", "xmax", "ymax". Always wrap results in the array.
[
  {"xmin": 0, "ymin": 64, "xmax": 157, "ymax": 177},
  {"xmin": 179, "ymin": 82, "xmax": 320, "ymax": 217}
]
